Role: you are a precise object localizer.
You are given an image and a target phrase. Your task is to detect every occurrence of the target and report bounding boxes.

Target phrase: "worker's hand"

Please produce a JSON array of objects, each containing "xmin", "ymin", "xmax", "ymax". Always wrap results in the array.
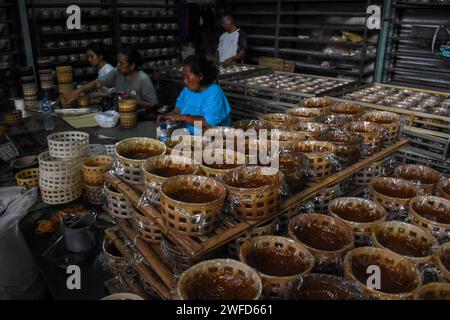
[
  {"xmin": 223, "ymin": 58, "xmax": 234, "ymax": 66},
  {"xmin": 164, "ymin": 114, "xmax": 186, "ymax": 122},
  {"xmin": 61, "ymin": 90, "xmax": 80, "ymax": 105}
]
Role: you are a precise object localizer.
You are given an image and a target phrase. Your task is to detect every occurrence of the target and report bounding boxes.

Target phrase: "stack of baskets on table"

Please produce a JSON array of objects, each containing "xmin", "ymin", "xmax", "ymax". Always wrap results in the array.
[
  {"xmin": 56, "ymin": 66, "xmax": 74, "ymax": 107},
  {"xmin": 37, "ymin": 57, "xmax": 55, "ymax": 96},
  {"xmin": 118, "ymin": 99, "xmax": 137, "ymax": 128},
  {"xmin": 38, "ymin": 131, "xmax": 89, "ymax": 204},
  {"xmin": 20, "ymin": 67, "xmax": 39, "ymax": 109},
  {"xmin": 3, "ymin": 110, "xmax": 22, "ymax": 127},
  {"xmin": 83, "ymin": 154, "xmax": 113, "ymax": 205}
]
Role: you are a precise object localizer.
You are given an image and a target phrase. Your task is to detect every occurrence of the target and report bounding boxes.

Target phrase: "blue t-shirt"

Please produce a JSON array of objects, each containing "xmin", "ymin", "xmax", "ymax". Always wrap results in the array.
[{"xmin": 176, "ymin": 84, "xmax": 232, "ymax": 135}]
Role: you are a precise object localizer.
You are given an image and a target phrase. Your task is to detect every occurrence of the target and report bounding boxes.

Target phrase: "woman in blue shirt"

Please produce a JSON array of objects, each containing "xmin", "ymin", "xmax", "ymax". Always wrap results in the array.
[{"xmin": 161, "ymin": 55, "xmax": 231, "ymax": 135}]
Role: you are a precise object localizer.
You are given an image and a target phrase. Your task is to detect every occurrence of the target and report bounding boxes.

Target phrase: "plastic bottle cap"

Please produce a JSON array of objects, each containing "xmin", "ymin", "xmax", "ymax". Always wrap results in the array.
[{"xmin": 160, "ymin": 122, "xmax": 167, "ymax": 130}]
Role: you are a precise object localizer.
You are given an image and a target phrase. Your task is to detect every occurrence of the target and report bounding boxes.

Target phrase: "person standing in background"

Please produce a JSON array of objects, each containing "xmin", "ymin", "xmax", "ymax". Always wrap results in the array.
[{"xmin": 217, "ymin": 13, "xmax": 248, "ymax": 66}]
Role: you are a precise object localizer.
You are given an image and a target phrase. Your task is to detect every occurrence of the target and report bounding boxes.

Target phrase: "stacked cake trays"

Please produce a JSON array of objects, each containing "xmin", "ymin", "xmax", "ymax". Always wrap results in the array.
[
  {"xmin": 37, "ymin": 57, "xmax": 55, "ymax": 99},
  {"xmin": 20, "ymin": 67, "xmax": 39, "ymax": 110},
  {"xmin": 38, "ymin": 131, "xmax": 90, "ymax": 204}
]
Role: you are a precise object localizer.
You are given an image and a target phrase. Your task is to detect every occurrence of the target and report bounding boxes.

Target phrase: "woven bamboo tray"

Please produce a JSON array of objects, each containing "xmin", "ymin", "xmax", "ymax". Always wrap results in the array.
[
  {"xmin": 4, "ymin": 111, "xmax": 22, "ymax": 126},
  {"xmin": 259, "ymin": 113, "xmax": 301, "ymax": 130},
  {"xmin": 133, "ymin": 208, "xmax": 162, "ymax": 243},
  {"xmin": 354, "ymin": 159, "xmax": 386, "ymax": 186},
  {"xmin": 361, "ymin": 111, "xmax": 402, "ymax": 145},
  {"xmin": 414, "ymin": 283, "xmax": 450, "ymax": 300},
  {"xmin": 437, "ymin": 178, "xmax": 450, "ymax": 201},
  {"xmin": 286, "ymin": 107, "xmax": 321, "ymax": 122},
  {"xmin": 433, "ymin": 242, "xmax": 450, "ymax": 283},
  {"xmin": 38, "ymin": 151, "xmax": 81, "ymax": 176},
  {"xmin": 223, "ymin": 166, "xmax": 284, "ymax": 221},
  {"xmin": 176, "ymin": 259, "xmax": 262, "ymax": 300},
  {"xmin": 372, "ymin": 221, "xmax": 438, "ymax": 268},
  {"xmin": 343, "ymin": 247, "xmax": 422, "ymax": 300},
  {"xmin": 329, "ymin": 197, "xmax": 387, "ymax": 246},
  {"xmin": 298, "ymin": 97, "xmax": 332, "ymax": 115},
  {"xmin": 344, "ymin": 121, "xmax": 384, "ymax": 156},
  {"xmin": 85, "ymin": 183, "xmax": 104, "ymax": 205},
  {"xmin": 115, "ymin": 137, "xmax": 166, "ymax": 184},
  {"xmin": 47, "ymin": 131, "xmax": 90, "ymax": 159},
  {"xmin": 394, "ymin": 164, "xmax": 441, "ymax": 194},
  {"xmin": 239, "ymin": 235, "xmax": 314, "ymax": 299},
  {"xmin": 141, "ymin": 154, "xmax": 199, "ymax": 206},
  {"xmin": 120, "ymin": 112, "xmax": 137, "ymax": 128},
  {"xmin": 15, "ymin": 168, "xmax": 39, "ymax": 188},
  {"xmin": 118, "ymin": 99, "xmax": 138, "ymax": 113},
  {"xmin": 369, "ymin": 177, "xmax": 417, "ymax": 212},
  {"xmin": 200, "ymin": 149, "xmax": 246, "ymax": 180},
  {"xmin": 40, "ymin": 181, "xmax": 82, "ymax": 205},
  {"xmin": 104, "ymin": 183, "xmax": 134, "ymax": 219},
  {"xmin": 83, "ymin": 155, "xmax": 113, "ymax": 186},
  {"xmin": 288, "ymin": 213, "xmax": 354, "ymax": 272},
  {"xmin": 409, "ymin": 196, "xmax": 450, "ymax": 238},
  {"xmin": 160, "ymin": 175, "xmax": 226, "ymax": 236}
]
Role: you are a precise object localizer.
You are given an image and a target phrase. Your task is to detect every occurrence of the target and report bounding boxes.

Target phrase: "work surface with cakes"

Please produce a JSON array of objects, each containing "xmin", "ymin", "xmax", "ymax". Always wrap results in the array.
[{"xmin": 4, "ymin": 89, "xmax": 450, "ymax": 300}]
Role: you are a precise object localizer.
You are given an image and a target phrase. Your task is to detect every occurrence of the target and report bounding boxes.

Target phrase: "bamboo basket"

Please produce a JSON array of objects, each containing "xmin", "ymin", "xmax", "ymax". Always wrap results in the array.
[
  {"xmin": 437, "ymin": 178, "xmax": 450, "ymax": 201},
  {"xmin": 102, "ymin": 238, "xmax": 134, "ymax": 277},
  {"xmin": 414, "ymin": 283, "xmax": 450, "ymax": 300},
  {"xmin": 259, "ymin": 113, "xmax": 301, "ymax": 130},
  {"xmin": 288, "ymin": 213, "xmax": 354, "ymax": 272},
  {"xmin": 119, "ymin": 112, "xmax": 137, "ymax": 128},
  {"xmin": 409, "ymin": 196, "xmax": 450, "ymax": 238},
  {"xmin": 104, "ymin": 183, "xmax": 134, "ymax": 219},
  {"xmin": 239, "ymin": 236, "xmax": 315, "ymax": 299},
  {"xmin": 88, "ymin": 144, "xmax": 106, "ymax": 156},
  {"xmin": 369, "ymin": 177, "xmax": 417, "ymax": 212},
  {"xmin": 142, "ymin": 155, "xmax": 199, "ymax": 203},
  {"xmin": 298, "ymin": 97, "xmax": 332, "ymax": 115},
  {"xmin": 133, "ymin": 208, "xmax": 162, "ymax": 243},
  {"xmin": 433, "ymin": 242, "xmax": 450, "ymax": 283},
  {"xmin": 309, "ymin": 183, "xmax": 341, "ymax": 212},
  {"xmin": 286, "ymin": 107, "xmax": 322, "ymax": 122},
  {"xmin": 286, "ymin": 141, "xmax": 335, "ymax": 181},
  {"xmin": 165, "ymin": 135, "xmax": 204, "ymax": 160},
  {"xmin": 160, "ymin": 175, "xmax": 226, "ymax": 236},
  {"xmin": 329, "ymin": 197, "xmax": 387, "ymax": 246},
  {"xmin": 84, "ymin": 183, "xmax": 104, "ymax": 205},
  {"xmin": 15, "ymin": 168, "xmax": 39, "ymax": 188},
  {"xmin": 394, "ymin": 164, "xmax": 441, "ymax": 194},
  {"xmin": 83, "ymin": 155, "xmax": 113, "ymax": 186},
  {"xmin": 274, "ymin": 130, "xmax": 310, "ymax": 148},
  {"xmin": 47, "ymin": 131, "xmax": 90, "ymax": 159},
  {"xmin": 328, "ymin": 102, "xmax": 365, "ymax": 119},
  {"xmin": 279, "ymin": 149, "xmax": 309, "ymax": 195},
  {"xmin": 344, "ymin": 121, "xmax": 384, "ymax": 156},
  {"xmin": 222, "ymin": 166, "xmax": 284, "ymax": 221},
  {"xmin": 177, "ymin": 259, "xmax": 262, "ymax": 300},
  {"xmin": 160, "ymin": 235, "xmax": 200, "ymax": 276},
  {"xmin": 40, "ymin": 181, "xmax": 82, "ymax": 205},
  {"xmin": 372, "ymin": 221, "xmax": 438, "ymax": 268},
  {"xmin": 115, "ymin": 137, "xmax": 166, "ymax": 184},
  {"xmin": 361, "ymin": 111, "xmax": 401, "ymax": 145},
  {"xmin": 354, "ymin": 159, "xmax": 386, "ymax": 186},
  {"xmin": 343, "ymin": 247, "xmax": 422, "ymax": 300},
  {"xmin": 4, "ymin": 110, "xmax": 22, "ymax": 126},
  {"xmin": 295, "ymin": 122, "xmax": 329, "ymax": 141},
  {"xmin": 118, "ymin": 99, "xmax": 137, "ymax": 113},
  {"xmin": 0, "ymin": 123, "xmax": 7, "ymax": 136},
  {"xmin": 316, "ymin": 128, "xmax": 363, "ymax": 167},
  {"xmin": 284, "ymin": 273, "xmax": 368, "ymax": 300},
  {"xmin": 227, "ymin": 218, "xmax": 279, "ymax": 256},
  {"xmin": 39, "ymin": 173, "xmax": 80, "ymax": 190},
  {"xmin": 200, "ymin": 149, "xmax": 246, "ymax": 180},
  {"xmin": 38, "ymin": 151, "xmax": 81, "ymax": 176}
]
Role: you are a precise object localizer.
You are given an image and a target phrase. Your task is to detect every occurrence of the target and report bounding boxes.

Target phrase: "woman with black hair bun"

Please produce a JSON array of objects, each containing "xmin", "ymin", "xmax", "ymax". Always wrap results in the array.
[{"xmin": 161, "ymin": 54, "xmax": 231, "ymax": 135}]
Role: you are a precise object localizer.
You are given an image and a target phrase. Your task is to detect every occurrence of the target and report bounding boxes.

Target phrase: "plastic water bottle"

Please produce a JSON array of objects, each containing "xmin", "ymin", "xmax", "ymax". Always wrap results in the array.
[
  {"xmin": 157, "ymin": 122, "xmax": 168, "ymax": 143},
  {"xmin": 41, "ymin": 96, "xmax": 55, "ymax": 131}
]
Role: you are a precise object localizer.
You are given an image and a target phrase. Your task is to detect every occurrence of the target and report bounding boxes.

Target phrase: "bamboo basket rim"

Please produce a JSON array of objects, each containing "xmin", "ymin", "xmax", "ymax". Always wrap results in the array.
[
  {"xmin": 176, "ymin": 258, "xmax": 263, "ymax": 300},
  {"xmin": 15, "ymin": 168, "xmax": 39, "ymax": 186},
  {"xmin": 142, "ymin": 154, "xmax": 199, "ymax": 184},
  {"xmin": 344, "ymin": 121, "xmax": 384, "ymax": 136},
  {"xmin": 299, "ymin": 97, "xmax": 333, "ymax": 109},
  {"xmin": 414, "ymin": 282, "xmax": 450, "ymax": 300},
  {"xmin": 115, "ymin": 137, "xmax": 166, "ymax": 163},
  {"xmin": 286, "ymin": 107, "xmax": 322, "ymax": 118},
  {"xmin": 369, "ymin": 177, "xmax": 417, "ymax": 200},
  {"xmin": 222, "ymin": 166, "xmax": 284, "ymax": 192},
  {"xmin": 328, "ymin": 197, "xmax": 387, "ymax": 226},
  {"xmin": 238, "ymin": 235, "xmax": 315, "ymax": 280},
  {"xmin": 372, "ymin": 221, "xmax": 438, "ymax": 260},
  {"xmin": 343, "ymin": 246, "xmax": 422, "ymax": 298},
  {"xmin": 288, "ymin": 213, "xmax": 354, "ymax": 254},
  {"xmin": 361, "ymin": 110, "xmax": 401, "ymax": 124},
  {"xmin": 200, "ymin": 149, "xmax": 247, "ymax": 175},
  {"xmin": 328, "ymin": 102, "xmax": 365, "ymax": 116},
  {"xmin": 83, "ymin": 155, "xmax": 114, "ymax": 170},
  {"xmin": 394, "ymin": 164, "xmax": 441, "ymax": 186},
  {"xmin": 160, "ymin": 174, "xmax": 227, "ymax": 207},
  {"xmin": 409, "ymin": 195, "xmax": 450, "ymax": 228}
]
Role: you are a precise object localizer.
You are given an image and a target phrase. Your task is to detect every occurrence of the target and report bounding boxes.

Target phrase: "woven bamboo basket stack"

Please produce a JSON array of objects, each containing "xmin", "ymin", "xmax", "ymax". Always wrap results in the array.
[
  {"xmin": 83, "ymin": 155, "xmax": 113, "ymax": 205},
  {"xmin": 38, "ymin": 131, "xmax": 89, "ymax": 204},
  {"xmin": 4, "ymin": 110, "xmax": 22, "ymax": 127},
  {"xmin": 37, "ymin": 57, "xmax": 55, "ymax": 95},
  {"xmin": 118, "ymin": 99, "xmax": 138, "ymax": 128},
  {"xmin": 56, "ymin": 66, "xmax": 74, "ymax": 107},
  {"xmin": 20, "ymin": 67, "xmax": 39, "ymax": 109}
]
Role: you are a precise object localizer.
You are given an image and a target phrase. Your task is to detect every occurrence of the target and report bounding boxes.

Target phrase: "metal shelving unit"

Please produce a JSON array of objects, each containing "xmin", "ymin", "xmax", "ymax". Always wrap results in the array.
[
  {"xmin": 381, "ymin": 0, "xmax": 450, "ymax": 91},
  {"xmin": 223, "ymin": 0, "xmax": 380, "ymax": 83}
]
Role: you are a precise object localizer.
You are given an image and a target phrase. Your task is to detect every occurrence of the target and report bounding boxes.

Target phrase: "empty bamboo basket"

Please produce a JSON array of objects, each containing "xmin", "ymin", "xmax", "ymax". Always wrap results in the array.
[
  {"xmin": 83, "ymin": 155, "xmax": 113, "ymax": 186},
  {"xmin": 369, "ymin": 177, "xmax": 417, "ymax": 212},
  {"xmin": 409, "ymin": 196, "xmax": 450, "ymax": 239},
  {"xmin": 343, "ymin": 247, "xmax": 422, "ymax": 300},
  {"xmin": 239, "ymin": 236, "xmax": 314, "ymax": 299},
  {"xmin": 177, "ymin": 259, "xmax": 262, "ymax": 300},
  {"xmin": 394, "ymin": 164, "xmax": 441, "ymax": 194},
  {"xmin": 15, "ymin": 168, "xmax": 39, "ymax": 188},
  {"xmin": 329, "ymin": 197, "xmax": 387, "ymax": 246},
  {"xmin": 288, "ymin": 213, "xmax": 354, "ymax": 273},
  {"xmin": 361, "ymin": 111, "xmax": 401, "ymax": 145},
  {"xmin": 102, "ymin": 238, "xmax": 134, "ymax": 278},
  {"xmin": 47, "ymin": 131, "xmax": 90, "ymax": 159},
  {"xmin": 160, "ymin": 175, "xmax": 226, "ymax": 236},
  {"xmin": 222, "ymin": 166, "xmax": 284, "ymax": 221}
]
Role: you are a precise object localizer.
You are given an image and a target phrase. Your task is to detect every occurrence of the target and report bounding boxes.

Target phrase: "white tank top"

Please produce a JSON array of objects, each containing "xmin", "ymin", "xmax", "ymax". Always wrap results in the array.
[{"xmin": 218, "ymin": 29, "xmax": 240, "ymax": 62}]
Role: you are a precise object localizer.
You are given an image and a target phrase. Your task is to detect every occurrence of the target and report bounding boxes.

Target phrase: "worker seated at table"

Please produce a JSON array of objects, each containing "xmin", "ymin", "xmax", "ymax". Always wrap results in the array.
[
  {"xmin": 61, "ymin": 46, "xmax": 158, "ymax": 110},
  {"xmin": 86, "ymin": 41, "xmax": 114, "ymax": 93},
  {"xmin": 160, "ymin": 54, "xmax": 231, "ymax": 135}
]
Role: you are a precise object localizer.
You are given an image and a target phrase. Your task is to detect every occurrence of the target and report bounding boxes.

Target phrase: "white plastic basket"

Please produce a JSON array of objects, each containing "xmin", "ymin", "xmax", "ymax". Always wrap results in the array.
[
  {"xmin": 47, "ymin": 131, "xmax": 89, "ymax": 159},
  {"xmin": 40, "ymin": 182, "xmax": 82, "ymax": 204},
  {"xmin": 38, "ymin": 151, "xmax": 81, "ymax": 176},
  {"xmin": 95, "ymin": 111, "xmax": 119, "ymax": 128}
]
